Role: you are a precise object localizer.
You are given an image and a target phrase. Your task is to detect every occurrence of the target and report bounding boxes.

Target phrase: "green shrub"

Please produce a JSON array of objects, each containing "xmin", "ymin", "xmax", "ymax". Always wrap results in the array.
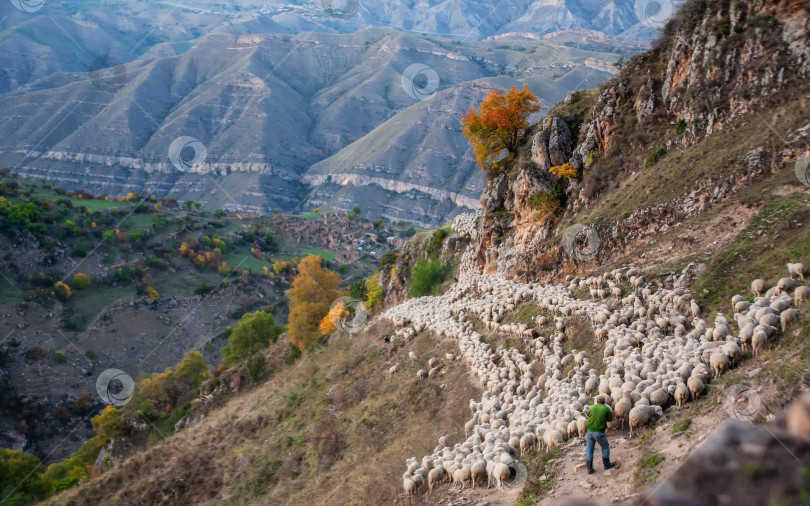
[
  {"xmin": 246, "ymin": 353, "xmax": 267, "ymax": 383},
  {"xmin": 284, "ymin": 344, "xmax": 302, "ymax": 366},
  {"xmin": 349, "ymin": 279, "xmax": 367, "ymax": 300},
  {"xmin": 54, "ymin": 353, "xmax": 66, "ymax": 364},
  {"xmin": 646, "ymin": 147, "xmax": 668, "ymax": 166},
  {"xmin": 429, "ymin": 228, "xmax": 449, "ymax": 254},
  {"xmin": 410, "ymin": 258, "xmax": 447, "ymax": 298},
  {"xmin": 379, "ymin": 251, "xmax": 398, "ymax": 269},
  {"xmin": 675, "ymin": 119, "xmax": 687, "ymax": 134},
  {"xmin": 221, "ymin": 311, "xmax": 284, "ymax": 367},
  {"xmin": 0, "ymin": 449, "xmax": 52, "ymax": 504},
  {"xmin": 72, "ymin": 273, "xmax": 91, "ymax": 290}
]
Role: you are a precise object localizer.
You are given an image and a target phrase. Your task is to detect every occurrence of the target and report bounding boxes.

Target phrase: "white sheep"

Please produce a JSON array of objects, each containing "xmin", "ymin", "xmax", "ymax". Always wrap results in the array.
[
  {"xmin": 520, "ymin": 433, "xmax": 536, "ymax": 457},
  {"xmin": 751, "ymin": 279, "xmax": 766, "ymax": 296},
  {"xmin": 491, "ymin": 462, "xmax": 511, "ymax": 490},
  {"xmin": 628, "ymin": 405, "xmax": 664, "ymax": 438},
  {"xmin": 470, "ymin": 460, "xmax": 487, "ymax": 488},
  {"xmin": 777, "ymin": 277, "xmax": 796, "ymax": 294},
  {"xmin": 428, "ymin": 466, "xmax": 445, "ymax": 492},
  {"xmin": 614, "ymin": 391, "xmax": 633, "ymax": 429},
  {"xmin": 403, "ymin": 473, "xmax": 417, "ymax": 496},
  {"xmin": 781, "ymin": 309, "xmax": 800, "ymax": 331},
  {"xmin": 687, "ymin": 377, "xmax": 704, "ymax": 401},
  {"xmin": 752, "ymin": 330, "xmax": 768, "ymax": 357},
  {"xmin": 710, "ymin": 352, "xmax": 730, "ymax": 379},
  {"xmin": 795, "ymin": 286, "xmax": 810, "ymax": 308},
  {"xmin": 674, "ymin": 383, "xmax": 689, "ymax": 409},
  {"xmin": 788, "ymin": 263, "xmax": 805, "ymax": 281}
]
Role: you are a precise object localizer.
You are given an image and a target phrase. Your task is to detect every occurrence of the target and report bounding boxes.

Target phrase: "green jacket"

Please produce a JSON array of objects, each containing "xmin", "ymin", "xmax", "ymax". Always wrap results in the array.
[{"xmin": 587, "ymin": 403, "xmax": 614, "ymax": 433}]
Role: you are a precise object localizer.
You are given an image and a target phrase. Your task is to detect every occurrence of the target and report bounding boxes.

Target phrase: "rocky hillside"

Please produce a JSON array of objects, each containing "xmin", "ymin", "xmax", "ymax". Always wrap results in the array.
[{"xmin": 465, "ymin": 0, "xmax": 810, "ymax": 286}]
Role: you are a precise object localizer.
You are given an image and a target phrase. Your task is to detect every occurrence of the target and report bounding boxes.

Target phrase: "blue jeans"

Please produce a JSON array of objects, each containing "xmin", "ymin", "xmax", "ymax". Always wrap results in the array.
[{"xmin": 586, "ymin": 431, "xmax": 610, "ymax": 461}]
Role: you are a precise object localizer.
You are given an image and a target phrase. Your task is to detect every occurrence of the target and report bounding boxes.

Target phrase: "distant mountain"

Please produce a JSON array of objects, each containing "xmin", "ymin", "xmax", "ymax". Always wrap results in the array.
[
  {"xmin": 0, "ymin": 0, "xmax": 676, "ymax": 93},
  {"xmin": 0, "ymin": 30, "xmax": 632, "ymax": 225}
]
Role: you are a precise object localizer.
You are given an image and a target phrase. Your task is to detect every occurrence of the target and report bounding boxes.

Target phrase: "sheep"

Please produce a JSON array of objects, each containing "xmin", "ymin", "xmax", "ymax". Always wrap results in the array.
[
  {"xmin": 389, "ymin": 363, "xmax": 399, "ymax": 374},
  {"xmin": 628, "ymin": 405, "xmax": 664, "ymax": 438},
  {"xmin": 428, "ymin": 466, "xmax": 445, "ymax": 492},
  {"xmin": 614, "ymin": 391, "xmax": 633, "ymax": 430},
  {"xmin": 795, "ymin": 286, "xmax": 810, "ymax": 308},
  {"xmin": 752, "ymin": 330, "xmax": 768, "ymax": 357},
  {"xmin": 687, "ymin": 377, "xmax": 704, "ymax": 401},
  {"xmin": 674, "ymin": 382, "xmax": 689, "ymax": 409},
  {"xmin": 650, "ymin": 388, "xmax": 670, "ymax": 407},
  {"xmin": 452, "ymin": 465, "xmax": 471, "ymax": 490},
  {"xmin": 710, "ymin": 352, "xmax": 730, "ymax": 379},
  {"xmin": 470, "ymin": 460, "xmax": 487, "ymax": 488},
  {"xmin": 492, "ymin": 463, "xmax": 511, "ymax": 490},
  {"xmin": 788, "ymin": 263, "xmax": 805, "ymax": 281},
  {"xmin": 428, "ymin": 367, "xmax": 440, "ymax": 379},
  {"xmin": 781, "ymin": 309, "xmax": 800, "ymax": 331},
  {"xmin": 520, "ymin": 433, "xmax": 536, "ymax": 457},
  {"xmin": 542, "ymin": 429, "xmax": 564, "ymax": 450},
  {"xmin": 576, "ymin": 416, "xmax": 588, "ymax": 437},
  {"xmin": 777, "ymin": 277, "xmax": 796, "ymax": 294},
  {"xmin": 751, "ymin": 279, "xmax": 766, "ymax": 296},
  {"xmin": 403, "ymin": 473, "xmax": 417, "ymax": 496},
  {"xmin": 417, "ymin": 369, "xmax": 427, "ymax": 380}
]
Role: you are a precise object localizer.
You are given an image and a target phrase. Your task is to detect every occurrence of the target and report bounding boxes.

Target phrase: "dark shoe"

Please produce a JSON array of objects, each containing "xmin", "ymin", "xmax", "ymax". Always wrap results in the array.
[
  {"xmin": 603, "ymin": 457, "xmax": 616, "ymax": 470},
  {"xmin": 586, "ymin": 460, "xmax": 595, "ymax": 474}
]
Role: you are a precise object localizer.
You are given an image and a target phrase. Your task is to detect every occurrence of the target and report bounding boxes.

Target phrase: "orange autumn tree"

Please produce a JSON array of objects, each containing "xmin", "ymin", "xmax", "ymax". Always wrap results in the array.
[
  {"xmin": 319, "ymin": 301, "xmax": 347, "ymax": 335},
  {"xmin": 462, "ymin": 84, "xmax": 541, "ymax": 178},
  {"xmin": 287, "ymin": 255, "xmax": 345, "ymax": 354}
]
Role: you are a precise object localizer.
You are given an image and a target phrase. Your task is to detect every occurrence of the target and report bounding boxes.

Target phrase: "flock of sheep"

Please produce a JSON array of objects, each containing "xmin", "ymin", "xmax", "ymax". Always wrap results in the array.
[{"xmin": 382, "ymin": 212, "xmax": 806, "ymax": 497}]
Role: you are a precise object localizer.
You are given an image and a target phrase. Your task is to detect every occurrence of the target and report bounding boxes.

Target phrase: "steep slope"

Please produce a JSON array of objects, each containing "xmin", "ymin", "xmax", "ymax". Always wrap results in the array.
[{"xmin": 46, "ymin": 322, "xmax": 483, "ymax": 505}]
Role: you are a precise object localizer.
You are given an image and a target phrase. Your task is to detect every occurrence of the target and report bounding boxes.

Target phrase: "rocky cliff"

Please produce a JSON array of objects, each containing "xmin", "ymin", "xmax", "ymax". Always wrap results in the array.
[{"xmin": 465, "ymin": 0, "xmax": 810, "ymax": 285}]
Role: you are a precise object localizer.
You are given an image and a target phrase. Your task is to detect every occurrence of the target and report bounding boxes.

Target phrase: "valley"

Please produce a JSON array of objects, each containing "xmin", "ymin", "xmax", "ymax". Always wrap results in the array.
[{"xmin": 1, "ymin": 0, "xmax": 810, "ymax": 505}]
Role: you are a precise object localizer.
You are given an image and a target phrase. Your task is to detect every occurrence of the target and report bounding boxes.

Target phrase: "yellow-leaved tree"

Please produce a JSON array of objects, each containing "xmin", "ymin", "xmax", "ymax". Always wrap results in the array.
[
  {"xmin": 287, "ymin": 255, "xmax": 345, "ymax": 354},
  {"xmin": 462, "ymin": 84, "xmax": 541, "ymax": 177},
  {"xmin": 319, "ymin": 301, "xmax": 346, "ymax": 335}
]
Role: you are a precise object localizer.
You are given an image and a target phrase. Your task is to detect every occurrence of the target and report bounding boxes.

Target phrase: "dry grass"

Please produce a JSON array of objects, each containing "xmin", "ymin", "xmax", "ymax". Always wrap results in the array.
[{"xmin": 49, "ymin": 320, "xmax": 481, "ymax": 506}]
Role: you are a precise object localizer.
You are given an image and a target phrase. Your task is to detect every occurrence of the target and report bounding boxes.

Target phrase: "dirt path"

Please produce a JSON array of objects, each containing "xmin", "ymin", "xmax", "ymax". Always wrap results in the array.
[{"xmin": 541, "ymin": 359, "xmax": 787, "ymax": 505}]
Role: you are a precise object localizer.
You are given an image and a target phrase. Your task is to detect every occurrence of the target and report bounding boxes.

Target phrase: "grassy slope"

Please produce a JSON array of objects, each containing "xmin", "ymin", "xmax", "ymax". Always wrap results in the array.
[{"xmin": 49, "ymin": 321, "xmax": 481, "ymax": 505}]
